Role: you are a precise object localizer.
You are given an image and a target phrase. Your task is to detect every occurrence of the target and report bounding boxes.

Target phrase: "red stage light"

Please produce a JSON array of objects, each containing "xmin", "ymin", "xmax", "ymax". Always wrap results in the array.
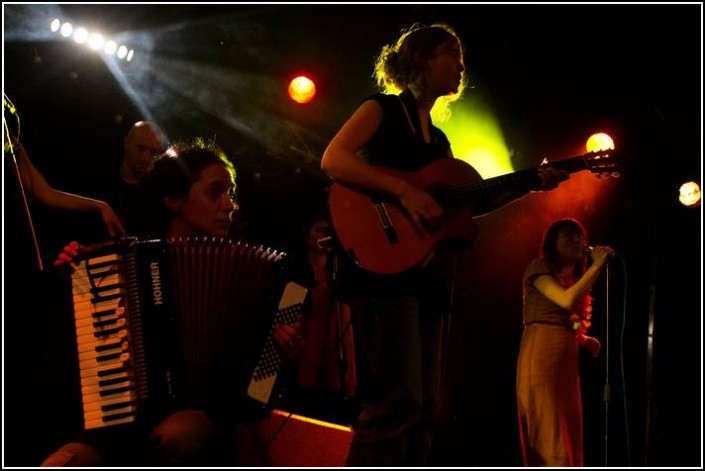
[{"xmin": 288, "ymin": 75, "xmax": 316, "ymax": 104}]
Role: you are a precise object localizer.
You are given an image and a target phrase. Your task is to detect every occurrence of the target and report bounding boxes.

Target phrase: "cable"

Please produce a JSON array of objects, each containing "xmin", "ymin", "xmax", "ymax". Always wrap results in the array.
[{"xmin": 617, "ymin": 254, "xmax": 631, "ymax": 466}]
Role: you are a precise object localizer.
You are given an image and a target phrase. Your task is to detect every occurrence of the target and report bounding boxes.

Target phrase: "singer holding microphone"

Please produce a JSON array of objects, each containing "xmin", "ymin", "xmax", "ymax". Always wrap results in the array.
[{"xmin": 516, "ymin": 218, "xmax": 614, "ymax": 467}]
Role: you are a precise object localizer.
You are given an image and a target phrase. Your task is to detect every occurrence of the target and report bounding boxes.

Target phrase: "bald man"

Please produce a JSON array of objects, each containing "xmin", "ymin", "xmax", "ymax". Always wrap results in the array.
[
  {"xmin": 114, "ymin": 121, "xmax": 167, "ymax": 234},
  {"xmin": 121, "ymin": 121, "xmax": 167, "ymax": 184}
]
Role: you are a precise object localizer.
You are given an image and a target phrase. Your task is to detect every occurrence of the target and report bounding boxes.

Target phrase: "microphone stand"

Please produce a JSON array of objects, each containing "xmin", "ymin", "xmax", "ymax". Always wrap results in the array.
[
  {"xmin": 603, "ymin": 262, "xmax": 611, "ymax": 466},
  {"xmin": 328, "ymin": 247, "xmax": 349, "ymax": 397},
  {"xmin": 441, "ymin": 253, "xmax": 459, "ymax": 384}
]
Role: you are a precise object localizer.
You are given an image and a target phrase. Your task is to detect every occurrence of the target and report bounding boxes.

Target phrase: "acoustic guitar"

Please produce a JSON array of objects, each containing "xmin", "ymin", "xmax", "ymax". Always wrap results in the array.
[{"xmin": 328, "ymin": 149, "xmax": 620, "ymax": 274}]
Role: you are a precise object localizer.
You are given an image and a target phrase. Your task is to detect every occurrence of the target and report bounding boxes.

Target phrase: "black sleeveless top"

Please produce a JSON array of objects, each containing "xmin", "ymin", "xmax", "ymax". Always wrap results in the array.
[
  {"xmin": 359, "ymin": 89, "xmax": 451, "ymax": 171},
  {"xmin": 335, "ymin": 90, "xmax": 453, "ymax": 309}
]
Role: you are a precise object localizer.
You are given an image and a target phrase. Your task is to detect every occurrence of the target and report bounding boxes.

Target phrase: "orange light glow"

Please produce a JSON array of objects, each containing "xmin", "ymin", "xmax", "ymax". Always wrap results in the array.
[
  {"xmin": 586, "ymin": 133, "xmax": 615, "ymax": 152},
  {"xmin": 262, "ymin": 409, "xmax": 352, "ymax": 466},
  {"xmin": 288, "ymin": 75, "xmax": 316, "ymax": 104},
  {"xmin": 678, "ymin": 181, "xmax": 701, "ymax": 207},
  {"xmin": 271, "ymin": 409, "xmax": 351, "ymax": 431}
]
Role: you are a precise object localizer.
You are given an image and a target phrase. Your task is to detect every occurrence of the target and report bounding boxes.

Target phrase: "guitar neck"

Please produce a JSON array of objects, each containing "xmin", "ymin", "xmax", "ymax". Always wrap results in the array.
[{"xmin": 452, "ymin": 155, "xmax": 590, "ymax": 204}]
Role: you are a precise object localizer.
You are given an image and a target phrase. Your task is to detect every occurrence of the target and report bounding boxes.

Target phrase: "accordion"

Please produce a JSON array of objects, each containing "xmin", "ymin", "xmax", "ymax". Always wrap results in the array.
[{"xmin": 71, "ymin": 237, "xmax": 307, "ymax": 430}]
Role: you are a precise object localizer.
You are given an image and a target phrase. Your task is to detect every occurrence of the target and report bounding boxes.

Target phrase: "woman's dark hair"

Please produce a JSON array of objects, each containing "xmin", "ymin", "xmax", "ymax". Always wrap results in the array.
[
  {"xmin": 541, "ymin": 218, "xmax": 588, "ymax": 280},
  {"xmin": 139, "ymin": 138, "xmax": 235, "ymax": 237}
]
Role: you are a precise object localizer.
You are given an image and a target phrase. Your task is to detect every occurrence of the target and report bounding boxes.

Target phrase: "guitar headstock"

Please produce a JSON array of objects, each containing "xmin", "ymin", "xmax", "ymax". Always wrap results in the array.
[{"xmin": 582, "ymin": 148, "xmax": 622, "ymax": 178}]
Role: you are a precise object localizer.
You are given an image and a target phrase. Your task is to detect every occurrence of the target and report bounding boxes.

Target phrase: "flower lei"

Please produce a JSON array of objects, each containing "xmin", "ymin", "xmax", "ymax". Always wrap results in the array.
[
  {"xmin": 558, "ymin": 269, "xmax": 592, "ymax": 334},
  {"xmin": 570, "ymin": 294, "xmax": 593, "ymax": 335}
]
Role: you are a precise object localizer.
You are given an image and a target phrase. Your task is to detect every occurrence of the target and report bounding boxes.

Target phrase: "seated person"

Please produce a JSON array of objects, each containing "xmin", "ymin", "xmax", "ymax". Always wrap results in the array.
[{"xmin": 43, "ymin": 139, "xmax": 302, "ymax": 466}]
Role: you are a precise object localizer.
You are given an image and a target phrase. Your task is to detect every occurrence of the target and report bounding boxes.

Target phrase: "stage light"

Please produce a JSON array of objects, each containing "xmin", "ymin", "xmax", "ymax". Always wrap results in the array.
[
  {"xmin": 88, "ymin": 33, "xmax": 105, "ymax": 51},
  {"xmin": 73, "ymin": 27, "xmax": 88, "ymax": 44},
  {"xmin": 678, "ymin": 181, "xmax": 701, "ymax": 208},
  {"xmin": 60, "ymin": 23, "xmax": 73, "ymax": 38},
  {"xmin": 104, "ymin": 40, "xmax": 117, "ymax": 55},
  {"xmin": 46, "ymin": 17, "xmax": 134, "ymax": 63},
  {"xmin": 586, "ymin": 132, "xmax": 615, "ymax": 152},
  {"xmin": 288, "ymin": 75, "xmax": 316, "ymax": 104}
]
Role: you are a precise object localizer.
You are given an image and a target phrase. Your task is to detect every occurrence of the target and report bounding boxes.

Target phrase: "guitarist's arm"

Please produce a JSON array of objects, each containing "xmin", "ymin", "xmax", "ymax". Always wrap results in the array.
[
  {"xmin": 321, "ymin": 100, "xmax": 442, "ymax": 231},
  {"xmin": 473, "ymin": 166, "xmax": 569, "ymax": 217}
]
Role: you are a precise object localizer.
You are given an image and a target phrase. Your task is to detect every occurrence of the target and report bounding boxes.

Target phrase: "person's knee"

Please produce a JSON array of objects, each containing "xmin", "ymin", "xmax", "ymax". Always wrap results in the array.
[
  {"xmin": 149, "ymin": 409, "xmax": 214, "ymax": 465},
  {"xmin": 40, "ymin": 442, "xmax": 105, "ymax": 467}
]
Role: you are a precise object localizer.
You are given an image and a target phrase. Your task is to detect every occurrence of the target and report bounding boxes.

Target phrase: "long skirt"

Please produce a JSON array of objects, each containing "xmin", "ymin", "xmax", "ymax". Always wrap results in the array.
[{"xmin": 516, "ymin": 323, "xmax": 583, "ymax": 466}]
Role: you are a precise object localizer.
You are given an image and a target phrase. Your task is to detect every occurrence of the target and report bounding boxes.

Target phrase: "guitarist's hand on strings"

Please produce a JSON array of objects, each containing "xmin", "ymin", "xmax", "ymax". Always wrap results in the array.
[{"xmin": 397, "ymin": 182, "xmax": 443, "ymax": 233}]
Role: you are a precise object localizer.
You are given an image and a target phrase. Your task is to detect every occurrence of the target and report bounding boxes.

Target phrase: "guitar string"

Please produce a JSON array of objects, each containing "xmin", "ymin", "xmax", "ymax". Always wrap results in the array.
[{"xmin": 373, "ymin": 153, "xmax": 611, "ymax": 208}]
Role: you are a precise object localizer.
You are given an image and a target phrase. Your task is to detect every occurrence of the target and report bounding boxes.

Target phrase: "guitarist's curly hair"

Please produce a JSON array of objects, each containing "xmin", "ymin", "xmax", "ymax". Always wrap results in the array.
[{"xmin": 373, "ymin": 22, "xmax": 467, "ymax": 122}]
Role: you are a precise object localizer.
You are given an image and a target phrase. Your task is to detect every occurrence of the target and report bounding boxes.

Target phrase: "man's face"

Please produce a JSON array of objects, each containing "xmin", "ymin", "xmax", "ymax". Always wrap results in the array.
[{"xmin": 124, "ymin": 127, "xmax": 165, "ymax": 180}]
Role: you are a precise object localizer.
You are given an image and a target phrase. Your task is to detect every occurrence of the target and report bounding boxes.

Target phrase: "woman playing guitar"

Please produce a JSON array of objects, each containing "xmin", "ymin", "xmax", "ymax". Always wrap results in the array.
[{"xmin": 321, "ymin": 22, "xmax": 568, "ymax": 467}]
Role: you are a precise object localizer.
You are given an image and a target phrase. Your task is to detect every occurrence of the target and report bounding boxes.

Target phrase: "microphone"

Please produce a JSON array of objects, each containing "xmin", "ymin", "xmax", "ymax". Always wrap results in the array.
[
  {"xmin": 583, "ymin": 246, "xmax": 618, "ymax": 257},
  {"xmin": 316, "ymin": 236, "xmax": 333, "ymax": 252}
]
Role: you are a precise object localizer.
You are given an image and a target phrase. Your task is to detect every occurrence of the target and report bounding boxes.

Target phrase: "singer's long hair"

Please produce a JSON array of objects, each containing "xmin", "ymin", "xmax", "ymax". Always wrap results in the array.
[{"xmin": 540, "ymin": 218, "xmax": 588, "ymax": 281}]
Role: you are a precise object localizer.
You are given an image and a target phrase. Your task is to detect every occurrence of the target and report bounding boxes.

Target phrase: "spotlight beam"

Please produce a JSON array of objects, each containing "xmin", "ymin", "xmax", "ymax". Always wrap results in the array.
[{"xmin": 104, "ymin": 52, "xmax": 327, "ymax": 160}]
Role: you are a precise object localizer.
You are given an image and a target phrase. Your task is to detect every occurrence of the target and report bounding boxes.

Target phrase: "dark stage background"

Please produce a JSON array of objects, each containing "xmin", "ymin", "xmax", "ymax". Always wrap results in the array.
[{"xmin": 3, "ymin": 4, "xmax": 702, "ymax": 467}]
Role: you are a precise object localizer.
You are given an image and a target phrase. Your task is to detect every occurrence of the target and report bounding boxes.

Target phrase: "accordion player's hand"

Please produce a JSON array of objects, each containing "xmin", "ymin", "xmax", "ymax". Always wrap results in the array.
[
  {"xmin": 273, "ymin": 322, "xmax": 304, "ymax": 360},
  {"xmin": 53, "ymin": 241, "xmax": 85, "ymax": 273}
]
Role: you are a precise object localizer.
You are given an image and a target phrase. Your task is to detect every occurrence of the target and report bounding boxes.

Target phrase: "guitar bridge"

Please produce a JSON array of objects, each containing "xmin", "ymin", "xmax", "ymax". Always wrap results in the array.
[{"xmin": 374, "ymin": 202, "xmax": 399, "ymax": 244}]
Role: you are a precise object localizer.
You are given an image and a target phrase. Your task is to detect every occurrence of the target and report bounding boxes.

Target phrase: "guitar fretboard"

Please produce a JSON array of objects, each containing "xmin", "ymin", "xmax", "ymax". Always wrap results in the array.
[{"xmin": 448, "ymin": 152, "xmax": 609, "ymax": 204}]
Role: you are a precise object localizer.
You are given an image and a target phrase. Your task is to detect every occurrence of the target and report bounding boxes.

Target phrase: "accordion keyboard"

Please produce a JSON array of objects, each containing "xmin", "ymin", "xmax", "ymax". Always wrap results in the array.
[
  {"xmin": 70, "ymin": 237, "xmax": 292, "ymax": 430},
  {"xmin": 72, "ymin": 252, "xmax": 139, "ymax": 430}
]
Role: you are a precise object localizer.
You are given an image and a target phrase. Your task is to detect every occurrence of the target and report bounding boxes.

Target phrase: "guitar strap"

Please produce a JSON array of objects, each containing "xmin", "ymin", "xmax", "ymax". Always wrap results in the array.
[
  {"xmin": 398, "ymin": 90, "xmax": 437, "ymax": 145},
  {"xmin": 397, "ymin": 95, "xmax": 418, "ymax": 135}
]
